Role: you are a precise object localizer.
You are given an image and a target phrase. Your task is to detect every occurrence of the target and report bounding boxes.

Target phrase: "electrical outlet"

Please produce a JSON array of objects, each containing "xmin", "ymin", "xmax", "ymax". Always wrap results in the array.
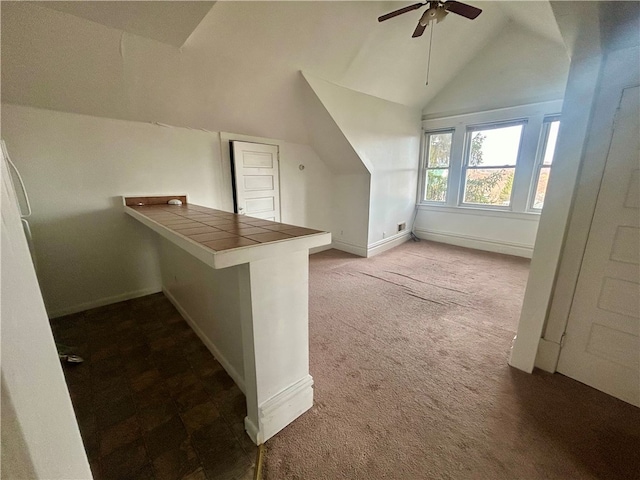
[
  {"xmin": 383, "ymin": 231, "xmax": 386, "ymax": 238},
  {"xmin": 398, "ymin": 222, "xmax": 406, "ymax": 232}
]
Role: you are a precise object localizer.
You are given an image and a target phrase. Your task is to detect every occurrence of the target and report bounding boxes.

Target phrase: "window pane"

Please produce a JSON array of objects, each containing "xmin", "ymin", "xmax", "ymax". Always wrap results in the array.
[
  {"xmin": 542, "ymin": 121, "xmax": 560, "ymax": 165},
  {"xmin": 533, "ymin": 166, "xmax": 551, "ymax": 209},
  {"xmin": 427, "ymin": 132, "xmax": 452, "ymax": 168},
  {"xmin": 468, "ymin": 125, "xmax": 523, "ymax": 167},
  {"xmin": 425, "ymin": 169, "xmax": 448, "ymax": 202},
  {"xmin": 463, "ymin": 168, "xmax": 515, "ymax": 206}
]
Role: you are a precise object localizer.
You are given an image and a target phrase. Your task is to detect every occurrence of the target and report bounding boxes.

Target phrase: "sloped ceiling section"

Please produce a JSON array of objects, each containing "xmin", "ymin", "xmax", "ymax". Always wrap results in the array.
[
  {"xmin": 303, "ymin": 72, "xmax": 420, "ymax": 174},
  {"xmin": 300, "ymin": 75, "xmax": 370, "ymax": 175},
  {"xmin": 550, "ymin": 1, "xmax": 602, "ymax": 59},
  {"xmin": 1, "ymin": 1, "xmax": 568, "ymax": 143},
  {"xmin": 423, "ymin": 20, "xmax": 570, "ymax": 118},
  {"xmin": 40, "ymin": 1, "xmax": 215, "ymax": 48},
  {"xmin": 498, "ymin": 1, "xmax": 563, "ymax": 44}
]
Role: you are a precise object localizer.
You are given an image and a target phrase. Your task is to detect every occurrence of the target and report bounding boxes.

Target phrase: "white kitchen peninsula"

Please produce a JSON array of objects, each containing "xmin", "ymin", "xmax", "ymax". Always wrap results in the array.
[{"xmin": 124, "ymin": 196, "xmax": 331, "ymax": 444}]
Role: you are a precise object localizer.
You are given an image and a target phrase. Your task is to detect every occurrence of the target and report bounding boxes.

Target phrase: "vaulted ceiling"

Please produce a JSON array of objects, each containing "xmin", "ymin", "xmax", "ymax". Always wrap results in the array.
[
  {"xmin": 38, "ymin": 1, "xmax": 216, "ymax": 48},
  {"xmin": 20, "ymin": 1, "xmax": 567, "ymax": 108},
  {"xmin": 1, "ymin": 1, "xmax": 570, "ymax": 143}
]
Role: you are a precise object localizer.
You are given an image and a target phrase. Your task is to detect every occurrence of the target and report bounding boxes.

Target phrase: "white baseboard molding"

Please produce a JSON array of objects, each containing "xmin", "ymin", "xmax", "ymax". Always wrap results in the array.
[
  {"xmin": 309, "ymin": 244, "xmax": 332, "ymax": 255},
  {"xmin": 331, "ymin": 240, "xmax": 368, "ymax": 257},
  {"xmin": 48, "ymin": 286, "xmax": 162, "ymax": 319},
  {"xmin": 244, "ymin": 417, "xmax": 260, "ymax": 446},
  {"xmin": 244, "ymin": 375, "xmax": 314, "ymax": 445},
  {"xmin": 162, "ymin": 287, "xmax": 246, "ymax": 394},
  {"xmin": 367, "ymin": 231, "xmax": 411, "ymax": 258},
  {"xmin": 413, "ymin": 228, "xmax": 534, "ymax": 258},
  {"xmin": 535, "ymin": 338, "xmax": 561, "ymax": 373}
]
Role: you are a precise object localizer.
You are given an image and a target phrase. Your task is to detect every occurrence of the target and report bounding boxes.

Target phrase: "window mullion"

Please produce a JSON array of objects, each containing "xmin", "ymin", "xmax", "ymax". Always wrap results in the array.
[
  {"xmin": 512, "ymin": 115, "xmax": 543, "ymax": 212},
  {"xmin": 417, "ymin": 132, "xmax": 428, "ymax": 204},
  {"xmin": 529, "ymin": 162, "xmax": 542, "ymax": 211},
  {"xmin": 447, "ymin": 125, "xmax": 465, "ymax": 207}
]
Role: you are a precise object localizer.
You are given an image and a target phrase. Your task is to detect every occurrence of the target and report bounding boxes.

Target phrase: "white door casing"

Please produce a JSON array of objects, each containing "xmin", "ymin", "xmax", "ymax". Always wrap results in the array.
[
  {"xmin": 231, "ymin": 141, "xmax": 281, "ymax": 222},
  {"xmin": 556, "ymin": 84, "xmax": 640, "ymax": 407}
]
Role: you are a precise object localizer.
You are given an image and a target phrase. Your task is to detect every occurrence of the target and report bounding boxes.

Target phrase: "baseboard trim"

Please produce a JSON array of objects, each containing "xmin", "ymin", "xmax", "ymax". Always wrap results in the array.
[
  {"xmin": 331, "ymin": 240, "xmax": 368, "ymax": 257},
  {"xmin": 48, "ymin": 286, "xmax": 162, "ymax": 319},
  {"xmin": 367, "ymin": 231, "xmax": 411, "ymax": 257},
  {"xmin": 162, "ymin": 287, "xmax": 246, "ymax": 394},
  {"xmin": 413, "ymin": 228, "xmax": 534, "ymax": 258},
  {"xmin": 244, "ymin": 416, "xmax": 260, "ymax": 446},
  {"xmin": 245, "ymin": 375, "xmax": 314, "ymax": 445},
  {"xmin": 535, "ymin": 338, "xmax": 561, "ymax": 373},
  {"xmin": 309, "ymin": 244, "xmax": 332, "ymax": 255}
]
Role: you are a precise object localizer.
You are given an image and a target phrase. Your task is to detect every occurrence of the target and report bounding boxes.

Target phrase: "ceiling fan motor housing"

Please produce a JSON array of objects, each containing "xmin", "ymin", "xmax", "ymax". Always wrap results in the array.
[
  {"xmin": 419, "ymin": 4, "xmax": 448, "ymax": 26},
  {"xmin": 377, "ymin": 0, "xmax": 482, "ymax": 35}
]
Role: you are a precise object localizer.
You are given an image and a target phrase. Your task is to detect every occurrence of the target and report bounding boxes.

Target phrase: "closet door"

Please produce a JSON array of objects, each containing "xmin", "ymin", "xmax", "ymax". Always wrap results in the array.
[
  {"xmin": 231, "ymin": 141, "xmax": 281, "ymax": 222},
  {"xmin": 557, "ymin": 48, "xmax": 639, "ymax": 407}
]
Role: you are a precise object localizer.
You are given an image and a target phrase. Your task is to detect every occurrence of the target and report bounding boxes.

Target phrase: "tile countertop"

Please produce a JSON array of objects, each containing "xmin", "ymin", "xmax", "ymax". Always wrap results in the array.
[{"xmin": 124, "ymin": 203, "xmax": 332, "ymax": 269}]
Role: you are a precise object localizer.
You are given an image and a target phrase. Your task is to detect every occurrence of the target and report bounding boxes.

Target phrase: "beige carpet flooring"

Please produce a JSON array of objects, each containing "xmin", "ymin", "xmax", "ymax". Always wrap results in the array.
[{"xmin": 263, "ymin": 241, "xmax": 640, "ymax": 480}]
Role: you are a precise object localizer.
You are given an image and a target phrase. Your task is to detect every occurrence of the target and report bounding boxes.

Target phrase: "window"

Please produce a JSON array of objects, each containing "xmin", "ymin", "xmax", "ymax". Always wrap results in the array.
[
  {"xmin": 530, "ymin": 117, "xmax": 560, "ymax": 210},
  {"xmin": 422, "ymin": 130, "xmax": 453, "ymax": 203},
  {"xmin": 461, "ymin": 121, "xmax": 525, "ymax": 207},
  {"xmin": 418, "ymin": 103, "xmax": 563, "ymax": 216}
]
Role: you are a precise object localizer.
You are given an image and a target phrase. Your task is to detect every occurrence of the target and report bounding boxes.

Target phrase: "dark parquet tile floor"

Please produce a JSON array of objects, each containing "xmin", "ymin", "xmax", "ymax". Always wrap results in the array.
[{"xmin": 50, "ymin": 293, "xmax": 256, "ymax": 480}]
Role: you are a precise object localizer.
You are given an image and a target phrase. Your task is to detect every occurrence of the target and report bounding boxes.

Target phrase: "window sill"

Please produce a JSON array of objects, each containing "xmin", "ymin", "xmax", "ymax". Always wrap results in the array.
[{"xmin": 416, "ymin": 203, "xmax": 541, "ymax": 221}]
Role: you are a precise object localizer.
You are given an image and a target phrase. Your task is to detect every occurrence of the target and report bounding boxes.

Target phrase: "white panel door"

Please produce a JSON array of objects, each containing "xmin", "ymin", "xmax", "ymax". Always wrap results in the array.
[
  {"xmin": 557, "ymin": 83, "xmax": 640, "ymax": 407},
  {"xmin": 231, "ymin": 141, "xmax": 280, "ymax": 222}
]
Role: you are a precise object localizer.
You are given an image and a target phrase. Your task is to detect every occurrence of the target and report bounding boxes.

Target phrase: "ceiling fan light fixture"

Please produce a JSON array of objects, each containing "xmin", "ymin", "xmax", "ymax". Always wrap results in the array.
[
  {"xmin": 379, "ymin": 0, "xmax": 481, "ymax": 39},
  {"xmin": 418, "ymin": 5, "xmax": 447, "ymax": 26},
  {"xmin": 419, "ymin": 7, "xmax": 435, "ymax": 26}
]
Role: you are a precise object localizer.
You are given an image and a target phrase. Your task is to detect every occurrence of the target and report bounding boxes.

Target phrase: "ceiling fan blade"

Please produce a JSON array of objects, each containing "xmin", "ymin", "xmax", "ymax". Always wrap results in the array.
[
  {"xmin": 412, "ymin": 21, "xmax": 427, "ymax": 38},
  {"xmin": 378, "ymin": 2, "xmax": 425, "ymax": 22},
  {"xmin": 443, "ymin": 1, "xmax": 482, "ymax": 19}
]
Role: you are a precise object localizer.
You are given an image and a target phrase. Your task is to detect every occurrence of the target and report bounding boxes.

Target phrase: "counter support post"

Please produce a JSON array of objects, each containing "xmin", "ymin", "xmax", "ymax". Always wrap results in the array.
[{"xmin": 240, "ymin": 250, "xmax": 314, "ymax": 445}]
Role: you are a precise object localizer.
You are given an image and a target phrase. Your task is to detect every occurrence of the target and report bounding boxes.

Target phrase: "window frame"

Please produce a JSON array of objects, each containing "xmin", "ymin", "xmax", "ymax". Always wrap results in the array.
[
  {"xmin": 419, "ymin": 128, "xmax": 455, "ymax": 204},
  {"xmin": 528, "ymin": 115, "xmax": 561, "ymax": 211},
  {"xmin": 459, "ymin": 119, "xmax": 527, "ymax": 210},
  {"xmin": 418, "ymin": 100, "xmax": 564, "ymax": 217}
]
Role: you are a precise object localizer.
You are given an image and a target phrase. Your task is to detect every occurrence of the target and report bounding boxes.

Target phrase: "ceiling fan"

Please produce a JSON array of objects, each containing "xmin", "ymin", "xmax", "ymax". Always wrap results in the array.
[
  {"xmin": 378, "ymin": 1, "xmax": 482, "ymax": 85},
  {"xmin": 378, "ymin": 1, "xmax": 482, "ymax": 38}
]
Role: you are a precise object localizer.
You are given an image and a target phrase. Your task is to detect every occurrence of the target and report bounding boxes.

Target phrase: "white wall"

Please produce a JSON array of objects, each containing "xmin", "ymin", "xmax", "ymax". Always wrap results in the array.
[
  {"xmin": 159, "ymin": 237, "xmax": 245, "ymax": 390},
  {"xmin": 1, "ymin": 155, "xmax": 92, "ymax": 479},
  {"xmin": 279, "ymin": 141, "xmax": 333, "ymax": 233},
  {"xmin": 303, "ymin": 74, "xmax": 421, "ymax": 253},
  {"xmin": 1, "ymin": 104, "xmax": 222, "ymax": 317},
  {"xmin": 1, "ymin": 104, "xmax": 333, "ymax": 317},
  {"xmin": 331, "ymin": 174, "xmax": 371, "ymax": 256},
  {"xmin": 415, "ymin": 207, "xmax": 539, "ymax": 258},
  {"xmin": 423, "ymin": 21, "xmax": 570, "ymax": 119}
]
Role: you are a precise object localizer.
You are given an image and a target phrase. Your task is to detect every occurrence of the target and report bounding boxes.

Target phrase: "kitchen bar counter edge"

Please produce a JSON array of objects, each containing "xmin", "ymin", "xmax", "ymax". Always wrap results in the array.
[{"xmin": 124, "ymin": 205, "xmax": 331, "ymax": 269}]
